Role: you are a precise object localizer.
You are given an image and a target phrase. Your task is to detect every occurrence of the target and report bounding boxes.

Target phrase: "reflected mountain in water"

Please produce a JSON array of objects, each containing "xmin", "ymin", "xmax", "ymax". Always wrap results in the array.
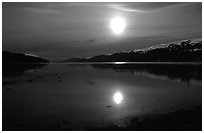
[
  {"xmin": 90, "ymin": 63, "xmax": 201, "ymax": 83},
  {"xmin": 3, "ymin": 64, "xmax": 48, "ymax": 77}
]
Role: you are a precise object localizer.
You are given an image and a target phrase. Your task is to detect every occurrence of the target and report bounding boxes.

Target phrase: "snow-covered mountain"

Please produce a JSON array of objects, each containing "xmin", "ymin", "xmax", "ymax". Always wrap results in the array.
[
  {"xmin": 24, "ymin": 51, "xmax": 40, "ymax": 58},
  {"xmin": 63, "ymin": 38, "xmax": 202, "ymax": 62},
  {"xmin": 133, "ymin": 38, "xmax": 202, "ymax": 53}
]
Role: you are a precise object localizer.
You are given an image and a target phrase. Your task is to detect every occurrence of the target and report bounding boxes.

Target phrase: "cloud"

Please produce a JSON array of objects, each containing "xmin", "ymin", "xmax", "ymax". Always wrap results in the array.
[
  {"xmin": 22, "ymin": 3, "xmax": 190, "ymax": 14},
  {"xmin": 23, "ymin": 7, "xmax": 62, "ymax": 14},
  {"xmin": 85, "ymin": 39, "xmax": 95, "ymax": 43},
  {"xmin": 52, "ymin": 2, "xmax": 190, "ymax": 13},
  {"xmin": 108, "ymin": 2, "xmax": 190, "ymax": 13},
  {"xmin": 58, "ymin": 39, "xmax": 96, "ymax": 45},
  {"xmin": 6, "ymin": 2, "xmax": 194, "ymax": 14}
]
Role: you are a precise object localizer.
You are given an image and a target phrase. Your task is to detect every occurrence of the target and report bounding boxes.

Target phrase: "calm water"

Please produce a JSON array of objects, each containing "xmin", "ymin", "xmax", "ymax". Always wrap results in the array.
[{"xmin": 2, "ymin": 63, "xmax": 202, "ymax": 130}]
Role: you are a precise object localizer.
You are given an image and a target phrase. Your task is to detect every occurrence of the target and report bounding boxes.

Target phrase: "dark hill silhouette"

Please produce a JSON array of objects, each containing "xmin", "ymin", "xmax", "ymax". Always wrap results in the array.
[
  {"xmin": 3, "ymin": 51, "xmax": 49, "ymax": 64},
  {"xmin": 2, "ymin": 51, "xmax": 49, "ymax": 76},
  {"xmin": 63, "ymin": 38, "xmax": 202, "ymax": 62}
]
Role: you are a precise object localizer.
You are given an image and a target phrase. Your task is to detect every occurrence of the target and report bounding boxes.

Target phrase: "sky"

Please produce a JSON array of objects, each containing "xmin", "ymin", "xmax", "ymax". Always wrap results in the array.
[{"xmin": 2, "ymin": 2, "xmax": 202, "ymax": 61}]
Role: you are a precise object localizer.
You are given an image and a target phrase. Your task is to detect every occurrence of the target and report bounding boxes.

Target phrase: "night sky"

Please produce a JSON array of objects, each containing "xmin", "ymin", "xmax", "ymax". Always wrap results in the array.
[{"xmin": 2, "ymin": 2, "xmax": 202, "ymax": 61}]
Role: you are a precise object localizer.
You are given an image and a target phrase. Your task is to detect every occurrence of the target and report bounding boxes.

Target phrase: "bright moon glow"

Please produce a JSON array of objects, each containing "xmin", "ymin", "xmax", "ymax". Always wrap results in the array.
[
  {"xmin": 113, "ymin": 92, "xmax": 123, "ymax": 104},
  {"xmin": 110, "ymin": 17, "xmax": 126, "ymax": 34}
]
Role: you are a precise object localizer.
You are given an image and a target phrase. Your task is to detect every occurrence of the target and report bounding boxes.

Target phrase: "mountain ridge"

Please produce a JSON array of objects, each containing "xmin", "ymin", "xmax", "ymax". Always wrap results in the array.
[{"xmin": 63, "ymin": 38, "xmax": 202, "ymax": 62}]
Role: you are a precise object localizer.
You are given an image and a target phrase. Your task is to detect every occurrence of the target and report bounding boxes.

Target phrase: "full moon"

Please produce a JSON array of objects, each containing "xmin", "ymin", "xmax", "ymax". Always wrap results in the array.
[
  {"xmin": 113, "ymin": 92, "xmax": 123, "ymax": 104},
  {"xmin": 110, "ymin": 17, "xmax": 126, "ymax": 34}
]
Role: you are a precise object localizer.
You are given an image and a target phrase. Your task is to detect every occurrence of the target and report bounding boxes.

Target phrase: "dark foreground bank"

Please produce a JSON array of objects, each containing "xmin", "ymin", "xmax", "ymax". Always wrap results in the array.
[
  {"xmin": 89, "ymin": 106, "xmax": 202, "ymax": 131},
  {"xmin": 3, "ymin": 106, "xmax": 201, "ymax": 131}
]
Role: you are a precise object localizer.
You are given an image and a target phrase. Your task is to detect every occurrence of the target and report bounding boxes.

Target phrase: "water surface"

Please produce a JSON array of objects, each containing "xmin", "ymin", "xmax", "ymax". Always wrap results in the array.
[{"xmin": 2, "ymin": 63, "xmax": 202, "ymax": 130}]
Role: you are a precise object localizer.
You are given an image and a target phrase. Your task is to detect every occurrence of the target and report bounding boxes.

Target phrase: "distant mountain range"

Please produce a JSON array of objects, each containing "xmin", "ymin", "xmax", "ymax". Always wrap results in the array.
[
  {"xmin": 63, "ymin": 38, "xmax": 202, "ymax": 62},
  {"xmin": 3, "ymin": 51, "xmax": 49, "ymax": 64}
]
